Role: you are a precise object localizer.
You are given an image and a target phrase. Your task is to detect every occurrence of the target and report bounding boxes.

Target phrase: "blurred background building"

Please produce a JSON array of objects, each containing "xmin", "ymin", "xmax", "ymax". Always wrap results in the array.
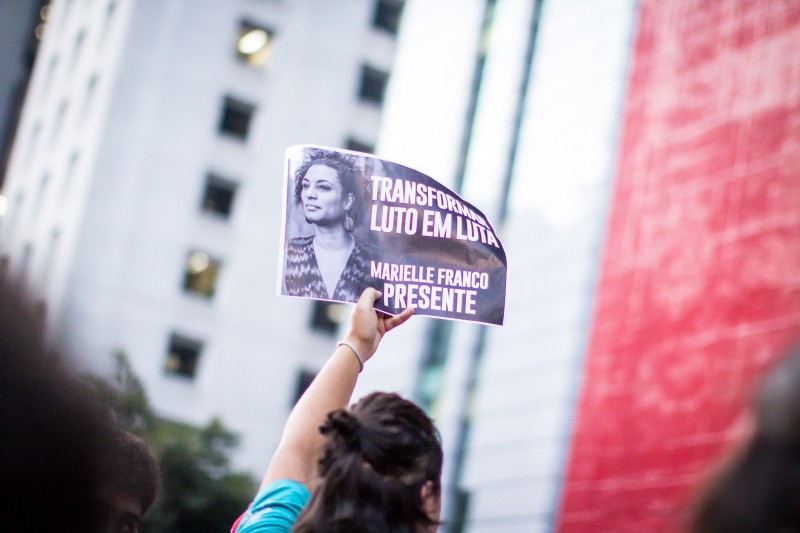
[
  {"xmin": 0, "ymin": 0, "xmax": 401, "ymax": 481},
  {"xmin": 1, "ymin": 0, "xmax": 799, "ymax": 532},
  {"xmin": 0, "ymin": 0, "xmax": 48, "ymax": 184}
]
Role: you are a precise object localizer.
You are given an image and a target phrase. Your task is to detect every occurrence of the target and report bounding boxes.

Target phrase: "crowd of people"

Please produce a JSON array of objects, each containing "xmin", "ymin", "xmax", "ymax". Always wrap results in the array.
[{"xmin": 3, "ymin": 268, "xmax": 799, "ymax": 532}]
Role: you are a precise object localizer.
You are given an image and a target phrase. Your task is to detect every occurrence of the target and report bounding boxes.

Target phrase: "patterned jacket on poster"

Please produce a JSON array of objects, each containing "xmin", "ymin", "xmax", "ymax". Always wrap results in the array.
[{"xmin": 283, "ymin": 235, "xmax": 378, "ymax": 302}]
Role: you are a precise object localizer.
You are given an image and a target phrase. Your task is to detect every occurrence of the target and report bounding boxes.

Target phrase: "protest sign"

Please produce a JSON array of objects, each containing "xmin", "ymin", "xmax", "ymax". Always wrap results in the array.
[{"xmin": 277, "ymin": 145, "xmax": 507, "ymax": 325}]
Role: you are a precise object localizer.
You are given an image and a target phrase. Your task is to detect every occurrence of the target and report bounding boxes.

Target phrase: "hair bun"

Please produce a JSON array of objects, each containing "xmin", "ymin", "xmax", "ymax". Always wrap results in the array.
[{"xmin": 325, "ymin": 410, "xmax": 362, "ymax": 453}]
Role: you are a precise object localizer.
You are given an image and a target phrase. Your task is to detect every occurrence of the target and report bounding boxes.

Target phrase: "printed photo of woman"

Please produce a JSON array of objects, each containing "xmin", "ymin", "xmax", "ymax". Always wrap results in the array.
[{"xmin": 283, "ymin": 149, "xmax": 377, "ymax": 302}]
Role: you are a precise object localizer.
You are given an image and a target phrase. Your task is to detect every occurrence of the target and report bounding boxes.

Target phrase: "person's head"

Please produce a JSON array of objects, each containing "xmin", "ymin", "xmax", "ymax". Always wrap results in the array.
[
  {"xmin": 99, "ymin": 428, "xmax": 160, "ymax": 533},
  {"xmin": 293, "ymin": 150, "xmax": 365, "ymax": 231},
  {"xmin": 689, "ymin": 344, "xmax": 800, "ymax": 533},
  {"xmin": 0, "ymin": 275, "xmax": 114, "ymax": 532},
  {"xmin": 293, "ymin": 392, "xmax": 443, "ymax": 533}
]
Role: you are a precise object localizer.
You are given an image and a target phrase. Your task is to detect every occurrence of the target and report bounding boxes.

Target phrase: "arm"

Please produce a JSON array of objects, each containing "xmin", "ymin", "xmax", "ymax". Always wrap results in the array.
[{"xmin": 261, "ymin": 288, "xmax": 414, "ymax": 491}]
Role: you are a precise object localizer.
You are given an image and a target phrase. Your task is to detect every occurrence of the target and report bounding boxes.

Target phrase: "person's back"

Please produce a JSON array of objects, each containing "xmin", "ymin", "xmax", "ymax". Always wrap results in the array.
[
  {"xmin": 233, "ymin": 289, "xmax": 441, "ymax": 533},
  {"xmin": 293, "ymin": 392, "xmax": 442, "ymax": 532}
]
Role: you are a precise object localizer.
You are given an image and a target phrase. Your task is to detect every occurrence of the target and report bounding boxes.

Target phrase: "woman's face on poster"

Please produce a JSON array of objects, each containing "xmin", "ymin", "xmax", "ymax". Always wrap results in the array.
[{"xmin": 300, "ymin": 164, "xmax": 351, "ymax": 227}]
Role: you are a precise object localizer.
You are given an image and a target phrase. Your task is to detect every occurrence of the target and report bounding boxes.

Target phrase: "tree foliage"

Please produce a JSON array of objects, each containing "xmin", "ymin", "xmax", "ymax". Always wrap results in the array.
[{"xmin": 86, "ymin": 351, "xmax": 257, "ymax": 532}]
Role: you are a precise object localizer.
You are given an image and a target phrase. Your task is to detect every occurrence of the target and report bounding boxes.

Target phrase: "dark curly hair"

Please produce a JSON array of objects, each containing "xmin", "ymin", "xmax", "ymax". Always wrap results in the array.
[
  {"xmin": 102, "ymin": 428, "xmax": 160, "ymax": 514},
  {"xmin": 293, "ymin": 392, "xmax": 443, "ymax": 533},
  {"xmin": 0, "ymin": 275, "xmax": 115, "ymax": 532},
  {"xmin": 293, "ymin": 150, "xmax": 367, "ymax": 228},
  {"xmin": 689, "ymin": 344, "xmax": 800, "ymax": 533}
]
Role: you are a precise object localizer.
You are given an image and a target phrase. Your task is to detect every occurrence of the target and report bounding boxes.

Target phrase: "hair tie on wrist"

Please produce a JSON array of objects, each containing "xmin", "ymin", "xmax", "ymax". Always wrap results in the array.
[{"xmin": 337, "ymin": 340, "xmax": 364, "ymax": 372}]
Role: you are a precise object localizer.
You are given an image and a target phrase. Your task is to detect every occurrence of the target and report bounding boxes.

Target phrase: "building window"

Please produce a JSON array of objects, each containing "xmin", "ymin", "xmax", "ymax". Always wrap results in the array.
[
  {"xmin": 218, "ymin": 96, "xmax": 255, "ymax": 140},
  {"xmin": 101, "ymin": 1, "xmax": 117, "ymax": 45},
  {"xmin": 292, "ymin": 369, "xmax": 316, "ymax": 406},
  {"xmin": 81, "ymin": 74, "xmax": 98, "ymax": 124},
  {"xmin": 236, "ymin": 20, "xmax": 274, "ymax": 68},
  {"xmin": 69, "ymin": 29, "xmax": 86, "ymax": 74},
  {"xmin": 51, "ymin": 101, "xmax": 69, "ymax": 143},
  {"xmin": 33, "ymin": 172, "xmax": 50, "ymax": 215},
  {"xmin": 345, "ymin": 137, "xmax": 374, "ymax": 154},
  {"xmin": 372, "ymin": 0, "xmax": 403, "ymax": 35},
  {"xmin": 182, "ymin": 250, "xmax": 221, "ymax": 298},
  {"xmin": 310, "ymin": 301, "xmax": 344, "ymax": 334},
  {"xmin": 201, "ymin": 174, "xmax": 237, "ymax": 218},
  {"xmin": 358, "ymin": 65, "xmax": 389, "ymax": 105},
  {"xmin": 41, "ymin": 55, "xmax": 59, "ymax": 97},
  {"xmin": 19, "ymin": 243, "xmax": 33, "ymax": 284},
  {"xmin": 62, "ymin": 151, "xmax": 80, "ymax": 196},
  {"xmin": 60, "ymin": 0, "xmax": 75, "ymax": 30},
  {"xmin": 164, "ymin": 333, "xmax": 203, "ymax": 379},
  {"xmin": 41, "ymin": 228, "xmax": 61, "ymax": 285},
  {"xmin": 450, "ymin": 488, "xmax": 471, "ymax": 533}
]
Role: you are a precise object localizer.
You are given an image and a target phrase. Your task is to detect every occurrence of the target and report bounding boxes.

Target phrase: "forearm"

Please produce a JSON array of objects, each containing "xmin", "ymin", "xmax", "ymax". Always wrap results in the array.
[
  {"xmin": 262, "ymin": 344, "xmax": 362, "ymax": 488},
  {"xmin": 282, "ymin": 345, "xmax": 361, "ymax": 455},
  {"xmin": 259, "ymin": 289, "xmax": 412, "ymax": 491}
]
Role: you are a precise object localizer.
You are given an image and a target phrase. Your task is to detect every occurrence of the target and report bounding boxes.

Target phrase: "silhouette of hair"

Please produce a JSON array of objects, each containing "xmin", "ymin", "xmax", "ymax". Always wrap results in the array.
[
  {"xmin": 293, "ymin": 392, "xmax": 443, "ymax": 533},
  {"xmin": 293, "ymin": 149, "xmax": 367, "ymax": 227},
  {"xmin": 103, "ymin": 428, "xmax": 161, "ymax": 513},
  {"xmin": 689, "ymin": 344, "xmax": 800, "ymax": 533},
  {"xmin": 0, "ymin": 275, "xmax": 115, "ymax": 532}
]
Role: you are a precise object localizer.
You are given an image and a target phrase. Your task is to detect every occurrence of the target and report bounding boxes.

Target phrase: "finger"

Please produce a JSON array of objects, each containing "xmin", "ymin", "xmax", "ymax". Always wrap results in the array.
[
  {"xmin": 383, "ymin": 307, "xmax": 414, "ymax": 333},
  {"xmin": 356, "ymin": 288, "xmax": 382, "ymax": 308}
]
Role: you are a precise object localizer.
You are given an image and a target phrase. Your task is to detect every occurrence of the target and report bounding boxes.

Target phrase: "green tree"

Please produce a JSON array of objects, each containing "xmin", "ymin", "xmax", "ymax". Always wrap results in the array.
[{"xmin": 86, "ymin": 351, "xmax": 257, "ymax": 533}]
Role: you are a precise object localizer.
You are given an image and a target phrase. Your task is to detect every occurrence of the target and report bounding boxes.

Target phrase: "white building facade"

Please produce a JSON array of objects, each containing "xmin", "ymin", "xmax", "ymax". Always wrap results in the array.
[{"xmin": 1, "ymin": 0, "xmax": 401, "ymax": 475}]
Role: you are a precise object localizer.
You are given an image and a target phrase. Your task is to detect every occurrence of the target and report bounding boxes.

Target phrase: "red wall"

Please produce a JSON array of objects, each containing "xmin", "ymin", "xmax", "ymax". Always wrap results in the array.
[{"xmin": 557, "ymin": 1, "xmax": 800, "ymax": 531}]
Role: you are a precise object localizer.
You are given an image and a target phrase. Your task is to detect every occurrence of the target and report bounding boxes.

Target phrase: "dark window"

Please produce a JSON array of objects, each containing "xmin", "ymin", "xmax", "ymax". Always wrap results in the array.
[
  {"xmin": 345, "ymin": 137, "xmax": 374, "ymax": 154},
  {"xmin": 292, "ymin": 369, "xmax": 316, "ymax": 406},
  {"xmin": 310, "ymin": 301, "xmax": 344, "ymax": 334},
  {"xmin": 358, "ymin": 65, "xmax": 389, "ymax": 105},
  {"xmin": 42, "ymin": 56, "xmax": 59, "ymax": 96},
  {"xmin": 201, "ymin": 174, "xmax": 237, "ymax": 218},
  {"xmin": 236, "ymin": 20, "xmax": 274, "ymax": 68},
  {"xmin": 70, "ymin": 29, "xmax": 86, "ymax": 73},
  {"xmin": 450, "ymin": 488, "xmax": 471, "ymax": 533},
  {"xmin": 372, "ymin": 0, "xmax": 404, "ymax": 35},
  {"xmin": 62, "ymin": 151, "xmax": 79, "ymax": 196},
  {"xmin": 218, "ymin": 96, "xmax": 255, "ymax": 140},
  {"xmin": 81, "ymin": 75, "xmax": 98, "ymax": 124},
  {"xmin": 182, "ymin": 250, "xmax": 221, "ymax": 298},
  {"xmin": 19, "ymin": 243, "xmax": 33, "ymax": 284},
  {"xmin": 51, "ymin": 101, "xmax": 68, "ymax": 144},
  {"xmin": 165, "ymin": 334, "xmax": 203, "ymax": 379},
  {"xmin": 101, "ymin": 2, "xmax": 117, "ymax": 44}
]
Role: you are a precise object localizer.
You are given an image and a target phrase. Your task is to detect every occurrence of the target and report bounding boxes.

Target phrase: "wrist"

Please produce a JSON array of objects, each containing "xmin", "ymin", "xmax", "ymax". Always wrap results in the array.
[
  {"xmin": 342, "ymin": 333, "xmax": 372, "ymax": 360},
  {"xmin": 337, "ymin": 339, "xmax": 365, "ymax": 372}
]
